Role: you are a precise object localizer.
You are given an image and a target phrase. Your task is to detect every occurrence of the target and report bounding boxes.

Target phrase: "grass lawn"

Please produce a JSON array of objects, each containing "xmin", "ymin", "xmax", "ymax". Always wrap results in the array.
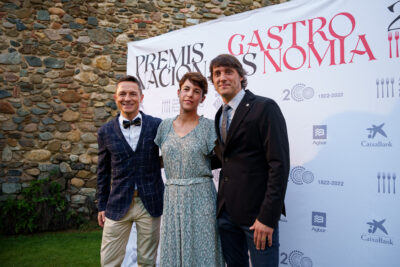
[{"xmin": 0, "ymin": 225, "xmax": 102, "ymax": 267}]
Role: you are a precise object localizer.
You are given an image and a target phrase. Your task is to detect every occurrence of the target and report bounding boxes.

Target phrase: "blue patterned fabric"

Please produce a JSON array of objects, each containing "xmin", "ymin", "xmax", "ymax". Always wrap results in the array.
[
  {"xmin": 97, "ymin": 112, "xmax": 164, "ymax": 220},
  {"xmin": 155, "ymin": 116, "xmax": 224, "ymax": 267}
]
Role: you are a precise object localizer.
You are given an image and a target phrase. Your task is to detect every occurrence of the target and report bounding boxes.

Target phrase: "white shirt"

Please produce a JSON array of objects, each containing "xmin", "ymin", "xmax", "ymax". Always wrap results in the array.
[
  {"xmin": 219, "ymin": 89, "xmax": 245, "ymax": 133},
  {"xmin": 118, "ymin": 113, "xmax": 142, "ymax": 152}
]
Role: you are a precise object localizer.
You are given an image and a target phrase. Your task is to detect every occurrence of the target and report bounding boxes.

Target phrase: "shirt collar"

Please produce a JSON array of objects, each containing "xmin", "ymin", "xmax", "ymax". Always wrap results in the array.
[
  {"xmin": 227, "ymin": 89, "xmax": 245, "ymax": 112},
  {"xmin": 119, "ymin": 112, "xmax": 142, "ymax": 127}
]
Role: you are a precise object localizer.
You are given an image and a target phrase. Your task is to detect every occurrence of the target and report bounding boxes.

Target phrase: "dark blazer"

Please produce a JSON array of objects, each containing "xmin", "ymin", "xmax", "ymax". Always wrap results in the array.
[
  {"xmin": 215, "ymin": 90, "xmax": 290, "ymax": 228},
  {"xmin": 97, "ymin": 112, "xmax": 164, "ymax": 221}
]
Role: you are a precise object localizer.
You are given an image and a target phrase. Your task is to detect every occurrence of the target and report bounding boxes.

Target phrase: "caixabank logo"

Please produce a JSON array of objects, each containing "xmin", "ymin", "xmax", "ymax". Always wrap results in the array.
[
  {"xmin": 361, "ymin": 122, "xmax": 393, "ymax": 147},
  {"xmin": 361, "ymin": 218, "xmax": 394, "ymax": 245}
]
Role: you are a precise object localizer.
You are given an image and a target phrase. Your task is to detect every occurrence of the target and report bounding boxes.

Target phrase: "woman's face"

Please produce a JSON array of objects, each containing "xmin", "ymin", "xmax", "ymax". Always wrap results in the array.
[{"xmin": 178, "ymin": 79, "xmax": 205, "ymax": 113}]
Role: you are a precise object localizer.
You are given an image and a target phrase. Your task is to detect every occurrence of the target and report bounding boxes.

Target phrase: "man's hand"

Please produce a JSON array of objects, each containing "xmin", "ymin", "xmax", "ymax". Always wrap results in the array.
[
  {"xmin": 249, "ymin": 219, "xmax": 274, "ymax": 250},
  {"xmin": 98, "ymin": 211, "xmax": 106, "ymax": 228}
]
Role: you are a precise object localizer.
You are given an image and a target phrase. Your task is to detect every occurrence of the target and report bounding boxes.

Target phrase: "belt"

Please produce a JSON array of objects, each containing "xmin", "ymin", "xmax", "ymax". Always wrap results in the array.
[{"xmin": 165, "ymin": 177, "xmax": 212, "ymax": 186}]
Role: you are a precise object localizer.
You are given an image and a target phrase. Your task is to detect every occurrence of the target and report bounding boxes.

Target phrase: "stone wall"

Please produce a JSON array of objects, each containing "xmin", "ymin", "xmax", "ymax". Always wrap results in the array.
[{"xmin": 0, "ymin": 0, "xmax": 285, "ymax": 220}]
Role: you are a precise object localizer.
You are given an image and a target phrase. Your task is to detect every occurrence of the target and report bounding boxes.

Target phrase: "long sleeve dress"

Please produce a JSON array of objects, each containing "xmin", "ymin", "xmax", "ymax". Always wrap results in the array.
[{"xmin": 154, "ymin": 116, "xmax": 224, "ymax": 267}]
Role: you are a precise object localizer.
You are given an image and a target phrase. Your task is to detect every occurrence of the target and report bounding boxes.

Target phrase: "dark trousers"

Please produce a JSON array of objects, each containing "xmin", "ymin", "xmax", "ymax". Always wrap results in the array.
[{"xmin": 218, "ymin": 209, "xmax": 279, "ymax": 267}]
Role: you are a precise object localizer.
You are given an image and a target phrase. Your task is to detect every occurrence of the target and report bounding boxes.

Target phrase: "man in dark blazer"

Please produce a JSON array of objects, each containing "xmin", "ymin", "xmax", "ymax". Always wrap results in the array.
[
  {"xmin": 210, "ymin": 54, "xmax": 290, "ymax": 267},
  {"xmin": 97, "ymin": 75, "xmax": 163, "ymax": 267}
]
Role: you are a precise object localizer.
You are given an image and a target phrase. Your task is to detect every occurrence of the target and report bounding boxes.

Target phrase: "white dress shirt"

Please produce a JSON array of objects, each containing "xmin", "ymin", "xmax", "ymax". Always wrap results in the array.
[
  {"xmin": 118, "ymin": 113, "xmax": 142, "ymax": 152},
  {"xmin": 219, "ymin": 89, "xmax": 245, "ymax": 134}
]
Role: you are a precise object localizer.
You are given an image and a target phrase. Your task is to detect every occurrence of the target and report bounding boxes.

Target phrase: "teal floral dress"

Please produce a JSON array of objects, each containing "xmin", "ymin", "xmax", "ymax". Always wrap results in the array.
[{"xmin": 154, "ymin": 116, "xmax": 224, "ymax": 267}]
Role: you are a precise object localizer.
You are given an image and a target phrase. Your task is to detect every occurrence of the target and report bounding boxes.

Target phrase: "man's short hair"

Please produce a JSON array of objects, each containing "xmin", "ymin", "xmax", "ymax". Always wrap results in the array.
[
  {"xmin": 209, "ymin": 54, "xmax": 248, "ymax": 89},
  {"xmin": 179, "ymin": 72, "xmax": 208, "ymax": 96},
  {"xmin": 116, "ymin": 75, "xmax": 143, "ymax": 94}
]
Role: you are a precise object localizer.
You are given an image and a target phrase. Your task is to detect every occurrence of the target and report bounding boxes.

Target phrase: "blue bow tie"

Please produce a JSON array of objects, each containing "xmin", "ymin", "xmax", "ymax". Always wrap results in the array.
[{"xmin": 123, "ymin": 118, "xmax": 141, "ymax": 129}]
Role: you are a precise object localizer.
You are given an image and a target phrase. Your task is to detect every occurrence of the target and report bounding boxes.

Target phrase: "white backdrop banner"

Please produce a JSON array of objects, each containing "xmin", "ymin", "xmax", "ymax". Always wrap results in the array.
[{"xmin": 127, "ymin": 0, "xmax": 399, "ymax": 266}]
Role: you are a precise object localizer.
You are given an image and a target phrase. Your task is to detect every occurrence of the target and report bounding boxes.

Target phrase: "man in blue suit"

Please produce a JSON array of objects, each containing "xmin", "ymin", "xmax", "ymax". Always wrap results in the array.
[{"xmin": 97, "ymin": 75, "xmax": 164, "ymax": 267}]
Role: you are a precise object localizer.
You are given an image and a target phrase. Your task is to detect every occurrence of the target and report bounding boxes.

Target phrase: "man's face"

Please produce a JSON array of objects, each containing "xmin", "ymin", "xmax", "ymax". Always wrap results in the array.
[
  {"xmin": 114, "ymin": 81, "xmax": 143, "ymax": 120},
  {"xmin": 212, "ymin": 66, "xmax": 243, "ymax": 103}
]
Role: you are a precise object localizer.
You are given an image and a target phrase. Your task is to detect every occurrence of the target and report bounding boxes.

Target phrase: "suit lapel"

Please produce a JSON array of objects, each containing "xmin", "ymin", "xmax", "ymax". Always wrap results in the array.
[
  {"xmin": 112, "ymin": 114, "xmax": 126, "ymax": 143},
  {"xmin": 135, "ymin": 111, "xmax": 147, "ymax": 153},
  {"xmin": 225, "ymin": 90, "xmax": 254, "ymax": 146},
  {"xmin": 215, "ymin": 107, "xmax": 223, "ymax": 143}
]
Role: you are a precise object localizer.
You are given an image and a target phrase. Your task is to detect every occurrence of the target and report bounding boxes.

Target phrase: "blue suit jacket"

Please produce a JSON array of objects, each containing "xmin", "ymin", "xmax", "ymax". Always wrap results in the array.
[{"xmin": 97, "ymin": 112, "xmax": 164, "ymax": 220}]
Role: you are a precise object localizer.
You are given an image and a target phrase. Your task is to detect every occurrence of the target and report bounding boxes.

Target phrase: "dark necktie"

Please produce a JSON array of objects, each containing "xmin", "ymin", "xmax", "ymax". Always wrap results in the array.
[
  {"xmin": 221, "ymin": 104, "xmax": 231, "ymax": 143},
  {"xmin": 123, "ymin": 117, "xmax": 141, "ymax": 129}
]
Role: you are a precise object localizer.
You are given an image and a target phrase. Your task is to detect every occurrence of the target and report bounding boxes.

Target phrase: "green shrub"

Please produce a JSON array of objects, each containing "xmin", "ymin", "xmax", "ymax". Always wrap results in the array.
[{"xmin": 0, "ymin": 179, "xmax": 84, "ymax": 234}]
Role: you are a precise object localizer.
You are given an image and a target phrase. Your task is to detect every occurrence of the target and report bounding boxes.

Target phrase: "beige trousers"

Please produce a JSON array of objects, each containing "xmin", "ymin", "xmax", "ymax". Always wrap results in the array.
[{"xmin": 100, "ymin": 196, "xmax": 161, "ymax": 267}]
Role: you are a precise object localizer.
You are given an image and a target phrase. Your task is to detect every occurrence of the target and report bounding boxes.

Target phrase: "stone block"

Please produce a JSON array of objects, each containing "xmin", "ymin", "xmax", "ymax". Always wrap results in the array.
[{"xmin": 2, "ymin": 183, "xmax": 21, "ymax": 194}]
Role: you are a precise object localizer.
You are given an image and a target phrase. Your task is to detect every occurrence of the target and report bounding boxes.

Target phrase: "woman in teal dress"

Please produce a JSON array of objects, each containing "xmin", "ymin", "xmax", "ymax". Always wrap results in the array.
[{"xmin": 155, "ymin": 72, "xmax": 224, "ymax": 266}]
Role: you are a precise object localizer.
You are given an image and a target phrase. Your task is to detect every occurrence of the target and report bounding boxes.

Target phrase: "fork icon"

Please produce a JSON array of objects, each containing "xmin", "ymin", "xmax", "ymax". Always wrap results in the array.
[
  {"xmin": 377, "ymin": 172, "xmax": 381, "ymax": 193},
  {"xmin": 389, "ymin": 32, "xmax": 393, "ymax": 58},
  {"xmin": 395, "ymin": 31, "xmax": 399, "ymax": 58},
  {"xmin": 391, "ymin": 77, "xmax": 394, "ymax": 97},
  {"xmin": 386, "ymin": 78, "xmax": 390, "ymax": 97}
]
